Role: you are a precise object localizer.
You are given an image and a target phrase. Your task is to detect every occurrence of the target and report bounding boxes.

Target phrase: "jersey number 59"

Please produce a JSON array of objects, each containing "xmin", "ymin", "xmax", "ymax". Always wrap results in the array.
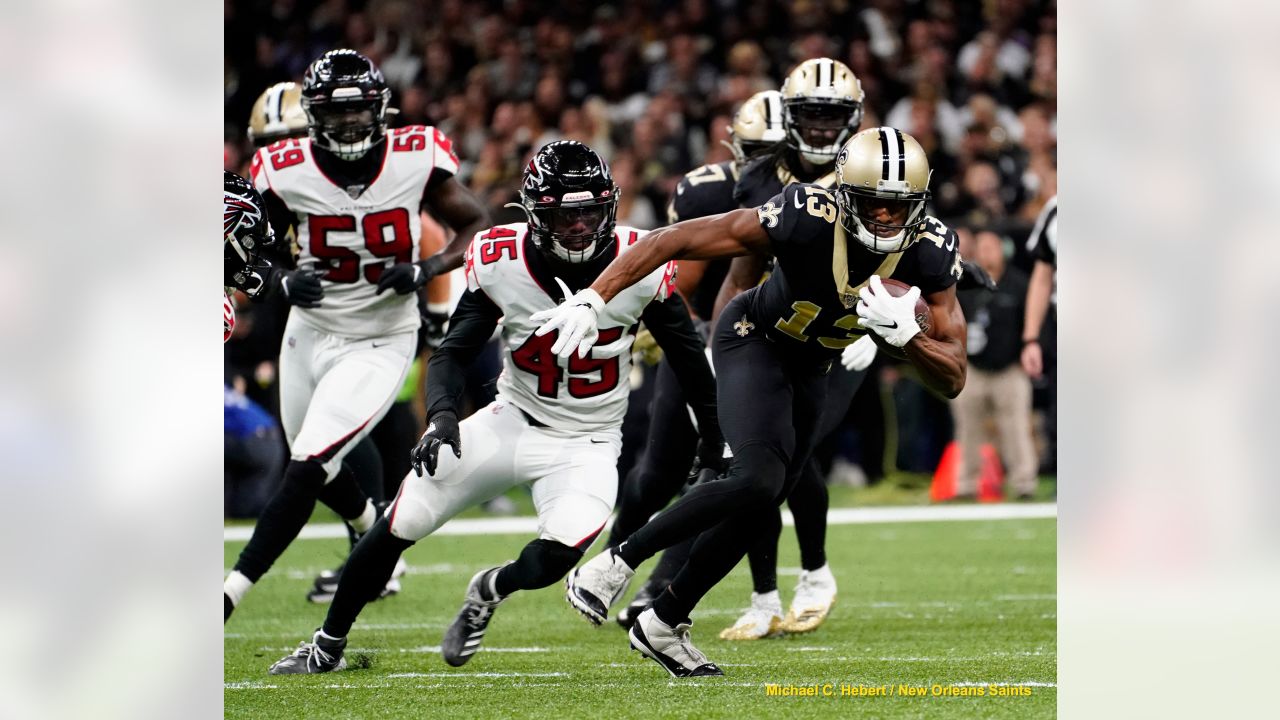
[{"xmin": 308, "ymin": 209, "xmax": 414, "ymax": 284}]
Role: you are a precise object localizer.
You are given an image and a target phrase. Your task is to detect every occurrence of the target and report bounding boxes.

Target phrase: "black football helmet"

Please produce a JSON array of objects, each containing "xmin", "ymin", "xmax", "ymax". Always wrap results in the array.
[
  {"xmin": 301, "ymin": 49, "xmax": 391, "ymax": 160},
  {"xmin": 224, "ymin": 170, "xmax": 276, "ymax": 293},
  {"xmin": 517, "ymin": 141, "xmax": 619, "ymax": 264}
]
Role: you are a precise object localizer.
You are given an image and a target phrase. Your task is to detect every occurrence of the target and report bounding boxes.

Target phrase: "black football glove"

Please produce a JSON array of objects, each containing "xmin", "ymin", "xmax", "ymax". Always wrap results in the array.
[
  {"xmin": 688, "ymin": 433, "xmax": 729, "ymax": 486},
  {"xmin": 376, "ymin": 256, "xmax": 447, "ymax": 296},
  {"xmin": 422, "ymin": 309, "xmax": 449, "ymax": 350},
  {"xmin": 230, "ymin": 260, "xmax": 273, "ymax": 298},
  {"xmin": 411, "ymin": 410, "xmax": 461, "ymax": 477},
  {"xmin": 957, "ymin": 259, "xmax": 997, "ymax": 292},
  {"xmin": 274, "ymin": 267, "xmax": 325, "ymax": 308}
]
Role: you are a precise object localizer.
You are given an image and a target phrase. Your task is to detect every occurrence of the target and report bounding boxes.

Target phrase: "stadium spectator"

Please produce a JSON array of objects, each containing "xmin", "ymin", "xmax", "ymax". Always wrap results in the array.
[{"xmin": 952, "ymin": 230, "xmax": 1038, "ymax": 500}]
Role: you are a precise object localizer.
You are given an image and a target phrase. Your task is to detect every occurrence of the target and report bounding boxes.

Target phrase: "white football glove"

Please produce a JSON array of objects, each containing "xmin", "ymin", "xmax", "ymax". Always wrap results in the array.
[
  {"xmin": 855, "ymin": 275, "xmax": 922, "ymax": 348},
  {"xmin": 840, "ymin": 334, "xmax": 878, "ymax": 371},
  {"xmin": 529, "ymin": 277, "xmax": 606, "ymax": 359}
]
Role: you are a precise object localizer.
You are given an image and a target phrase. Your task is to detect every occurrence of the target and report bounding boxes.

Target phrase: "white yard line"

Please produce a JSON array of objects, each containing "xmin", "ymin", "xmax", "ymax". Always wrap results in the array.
[{"xmin": 224, "ymin": 503, "xmax": 1056, "ymax": 542}]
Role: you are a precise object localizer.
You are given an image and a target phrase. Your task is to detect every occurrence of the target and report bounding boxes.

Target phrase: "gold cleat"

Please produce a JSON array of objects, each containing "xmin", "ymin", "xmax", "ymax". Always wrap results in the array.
[
  {"xmin": 777, "ymin": 595, "xmax": 836, "ymax": 634},
  {"xmin": 777, "ymin": 564, "xmax": 838, "ymax": 634},
  {"xmin": 718, "ymin": 591, "xmax": 784, "ymax": 640}
]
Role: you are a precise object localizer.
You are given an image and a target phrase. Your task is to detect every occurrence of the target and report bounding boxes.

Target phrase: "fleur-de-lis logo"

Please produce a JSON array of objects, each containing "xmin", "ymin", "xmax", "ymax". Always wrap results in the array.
[
  {"xmin": 757, "ymin": 201, "xmax": 781, "ymax": 228},
  {"xmin": 734, "ymin": 315, "xmax": 755, "ymax": 337}
]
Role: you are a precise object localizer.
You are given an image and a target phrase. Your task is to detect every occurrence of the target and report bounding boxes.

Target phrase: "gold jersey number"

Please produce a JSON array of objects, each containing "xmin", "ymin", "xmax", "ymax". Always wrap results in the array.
[{"xmin": 773, "ymin": 300, "xmax": 862, "ymax": 349}]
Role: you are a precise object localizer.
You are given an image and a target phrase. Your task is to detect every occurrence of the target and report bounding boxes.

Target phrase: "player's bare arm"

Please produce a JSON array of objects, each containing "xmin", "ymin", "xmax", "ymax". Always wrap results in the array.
[
  {"xmin": 903, "ymin": 284, "xmax": 967, "ymax": 399},
  {"xmin": 710, "ymin": 251, "xmax": 769, "ymax": 327},
  {"xmin": 592, "ymin": 208, "xmax": 769, "ymax": 303},
  {"xmin": 423, "ymin": 176, "xmax": 492, "ymax": 274},
  {"xmin": 1020, "ymin": 259, "xmax": 1054, "ymax": 378}
]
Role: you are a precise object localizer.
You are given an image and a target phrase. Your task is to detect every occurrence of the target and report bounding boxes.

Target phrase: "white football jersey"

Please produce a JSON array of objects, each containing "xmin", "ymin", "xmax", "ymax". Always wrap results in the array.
[
  {"xmin": 250, "ymin": 126, "xmax": 460, "ymax": 338},
  {"xmin": 464, "ymin": 224, "xmax": 677, "ymax": 433}
]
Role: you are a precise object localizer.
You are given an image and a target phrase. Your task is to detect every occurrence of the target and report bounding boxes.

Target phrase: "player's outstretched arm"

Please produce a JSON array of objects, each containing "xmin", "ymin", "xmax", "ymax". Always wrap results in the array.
[
  {"xmin": 533, "ymin": 208, "xmax": 771, "ymax": 359},
  {"xmin": 903, "ymin": 285, "xmax": 968, "ymax": 399},
  {"xmin": 424, "ymin": 289, "xmax": 501, "ymax": 420},
  {"xmin": 593, "ymin": 208, "xmax": 770, "ymax": 303},
  {"xmin": 641, "ymin": 295, "xmax": 722, "ymax": 463}
]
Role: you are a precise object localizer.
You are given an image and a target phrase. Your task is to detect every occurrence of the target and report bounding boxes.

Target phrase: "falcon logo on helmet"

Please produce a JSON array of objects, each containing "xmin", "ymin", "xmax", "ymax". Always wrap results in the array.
[
  {"xmin": 300, "ymin": 49, "xmax": 392, "ymax": 160},
  {"xmin": 725, "ymin": 90, "xmax": 786, "ymax": 166},
  {"xmin": 224, "ymin": 170, "xmax": 277, "ymax": 291},
  {"xmin": 248, "ymin": 82, "xmax": 309, "ymax": 147},
  {"xmin": 511, "ymin": 141, "xmax": 620, "ymax": 264},
  {"xmin": 834, "ymin": 127, "xmax": 933, "ymax": 254},
  {"xmin": 781, "ymin": 58, "xmax": 865, "ymax": 166}
]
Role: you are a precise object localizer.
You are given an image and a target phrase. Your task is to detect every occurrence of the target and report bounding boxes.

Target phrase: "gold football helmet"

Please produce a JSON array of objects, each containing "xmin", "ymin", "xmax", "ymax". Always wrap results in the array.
[
  {"xmin": 726, "ymin": 90, "xmax": 786, "ymax": 165},
  {"xmin": 247, "ymin": 82, "xmax": 308, "ymax": 147},
  {"xmin": 780, "ymin": 58, "xmax": 864, "ymax": 165},
  {"xmin": 834, "ymin": 127, "xmax": 932, "ymax": 254}
]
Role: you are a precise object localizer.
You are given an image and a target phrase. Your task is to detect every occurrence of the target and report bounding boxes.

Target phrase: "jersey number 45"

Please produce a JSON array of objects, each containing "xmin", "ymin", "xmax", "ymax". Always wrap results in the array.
[{"xmin": 512, "ymin": 327, "xmax": 626, "ymax": 399}]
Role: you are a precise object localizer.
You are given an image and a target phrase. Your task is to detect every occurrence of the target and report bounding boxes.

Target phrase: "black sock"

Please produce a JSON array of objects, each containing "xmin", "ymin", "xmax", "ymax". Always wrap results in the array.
[
  {"xmin": 494, "ymin": 539, "xmax": 583, "ymax": 596},
  {"xmin": 317, "ymin": 468, "xmax": 370, "ymax": 521},
  {"xmin": 322, "ymin": 519, "xmax": 414, "ymax": 639},
  {"xmin": 234, "ymin": 460, "xmax": 326, "ymax": 582},
  {"xmin": 645, "ymin": 536, "xmax": 695, "ymax": 592},
  {"xmin": 746, "ymin": 507, "xmax": 782, "ymax": 594},
  {"xmin": 789, "ymin": 460, "xmax": 829, "ymax": 571},
  {"xmin": 651, "ymin": 587, "xmax": 691, "ymax": 627}
]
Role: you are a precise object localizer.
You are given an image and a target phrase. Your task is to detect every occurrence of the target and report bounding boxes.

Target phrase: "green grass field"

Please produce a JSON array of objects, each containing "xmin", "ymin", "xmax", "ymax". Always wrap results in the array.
[{"xmin": 225, "ymin": 511, "xmax": 1056, "ymax": 719}]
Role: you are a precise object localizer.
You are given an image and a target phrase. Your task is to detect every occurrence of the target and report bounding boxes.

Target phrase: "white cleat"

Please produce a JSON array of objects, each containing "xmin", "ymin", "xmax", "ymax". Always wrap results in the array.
[
  {"xmin": 778, "ymin": 563, "xmax": 837, "ymax": 634},
  {"xmin": 565, "ymin": 548, "xmax": 634, "ymax": 626},
  {"xmin": 629, "ymin": 608, "xmax": 723, "ymax": 677},
  {"xmin": 719, "ymin": 590, "xmax": 784, "ymax": 640}
]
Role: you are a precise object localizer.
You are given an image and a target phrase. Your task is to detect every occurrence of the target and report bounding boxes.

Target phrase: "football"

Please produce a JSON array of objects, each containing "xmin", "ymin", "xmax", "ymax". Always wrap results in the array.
[{"xmin": 865, "ymin": 278, "xmax": 933, "ymax": 359}]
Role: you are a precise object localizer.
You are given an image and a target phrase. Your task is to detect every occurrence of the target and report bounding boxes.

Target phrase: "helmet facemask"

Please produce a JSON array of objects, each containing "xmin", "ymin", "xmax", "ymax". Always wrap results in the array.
[
  {"xmin": 837, "ymin": 180, "xmax": 931, "ymax": 254},
  {"xmin": 526, "ymin": 191, "xmax": 619, "ymax": 264},
  {"xmin": 785, "ymin": 100, "xmax": 863, "ymax": 166},
  {"xmin": 304, "ymin": 91, "xmax": 389, "ymax": 160}
]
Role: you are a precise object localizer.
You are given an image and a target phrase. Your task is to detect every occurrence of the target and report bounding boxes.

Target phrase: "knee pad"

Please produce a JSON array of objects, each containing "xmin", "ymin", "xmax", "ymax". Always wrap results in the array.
[{"xmin": 514, "ymin": 539, "xmax": 584, "ymax": 589}]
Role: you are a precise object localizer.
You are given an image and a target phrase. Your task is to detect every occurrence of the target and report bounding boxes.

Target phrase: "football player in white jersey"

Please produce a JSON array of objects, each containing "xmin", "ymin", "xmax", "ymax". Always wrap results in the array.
[
  {"xmin": 224, "ymin": 50, "xmax": 491, "ymax": 622},
  {"xmin": 268, "ymin": 141, "xmax": 722, "ymax": 675}
]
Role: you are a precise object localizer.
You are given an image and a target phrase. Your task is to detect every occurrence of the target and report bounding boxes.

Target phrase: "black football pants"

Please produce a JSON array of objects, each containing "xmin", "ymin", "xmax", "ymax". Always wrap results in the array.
[{"xmin": 618, "ymin": 296, "xmax": 830, "ymax": 622}]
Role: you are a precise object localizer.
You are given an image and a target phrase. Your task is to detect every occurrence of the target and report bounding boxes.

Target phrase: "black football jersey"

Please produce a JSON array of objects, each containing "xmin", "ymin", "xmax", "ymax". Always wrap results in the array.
[
  {"xmin": 733, "ymin": 152, "xmax": 838, "ymax": 209},
  {"xmin": 669, "ymin": 161, "xmax": 740, "ymax": 319},
  {"xmin": 745, "ymin": 183, "xmax": 962, "ymax": 361}
]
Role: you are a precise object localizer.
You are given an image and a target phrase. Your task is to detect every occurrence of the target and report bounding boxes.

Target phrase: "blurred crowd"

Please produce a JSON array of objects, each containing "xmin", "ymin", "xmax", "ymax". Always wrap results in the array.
[{"xmin": 224, "ymin": 0, "xmax": 1057, "ymax": 504}]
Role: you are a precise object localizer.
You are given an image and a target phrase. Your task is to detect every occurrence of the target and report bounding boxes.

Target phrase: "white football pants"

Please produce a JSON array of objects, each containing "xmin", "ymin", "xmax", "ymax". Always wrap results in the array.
[
  {"xmin": 387, "ymin": 398, "xmax": 621, "ymax": 548},
  {"xmin": 277, "ymin": 313, "xmax": 416, "ymax": 480}
]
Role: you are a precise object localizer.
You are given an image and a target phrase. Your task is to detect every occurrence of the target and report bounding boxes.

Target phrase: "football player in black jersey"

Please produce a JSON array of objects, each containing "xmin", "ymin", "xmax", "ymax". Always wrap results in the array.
[
  {"xmin": 541, "ymin": 127, "xmax": 967, "ymax": 677},
  {"xmin": 607, "ymin": 89, "xmax": 786, "ymax": 629}
]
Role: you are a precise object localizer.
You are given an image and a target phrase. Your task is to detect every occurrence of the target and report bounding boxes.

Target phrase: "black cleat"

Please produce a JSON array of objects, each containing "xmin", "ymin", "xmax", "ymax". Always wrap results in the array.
[
  {"xmin": 269, "ymin": 630, "xmax": 347, "ymax": 675},
  {"xmin": 442, "ymin": 568, "xmax": 505, "ymax": 667}
]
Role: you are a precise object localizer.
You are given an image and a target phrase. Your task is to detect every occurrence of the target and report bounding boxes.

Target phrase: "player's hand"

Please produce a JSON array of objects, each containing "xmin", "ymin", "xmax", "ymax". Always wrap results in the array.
[
  {"xmin": 529, "ymin": 277, "xmax": 605, "ymax": 360},
  {"xmin": 422, "ymin": 308, "xmax": 449, "ymax": 351},
  {"xmin": 855, "ymin": 275, "xmax": 922, "ymax": 348},
  {"xmin": 1021, "ymin": 340, "xmax": 1043, "ymax": 379},
  {"xmin": 376, "ymin": 256, "xmax": 445, "ymax": 296},
  {"xmin": 412, "ymin": 411, "xmax": 461, "ymax": 477},
  {"xmin": 840, "ymin": 334, "xmax": 878, "ymax": 371},
  {"xmin": 232, "ymin": 261, "xmax": 273, "ymax": 298},
  {"xmin": 689, "ymin": 435, "xmax": 729, "ymax": 485},
  {"xmin": 276, "ymin": 268, "xmax": 325, "ymax": 308}
]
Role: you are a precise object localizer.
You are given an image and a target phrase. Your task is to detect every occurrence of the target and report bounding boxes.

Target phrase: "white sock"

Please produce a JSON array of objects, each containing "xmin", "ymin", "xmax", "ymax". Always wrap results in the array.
[
  {"xmin": 348, "ymin": 500, "xmax": 376, "ymax": 534},
  {"xmin": 316, "ymin": 628, "xmax": 344, "ymax": 643},
  {"xmin": 224, "ymin": 570, "xmax": 253, "ymax": 607}
]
